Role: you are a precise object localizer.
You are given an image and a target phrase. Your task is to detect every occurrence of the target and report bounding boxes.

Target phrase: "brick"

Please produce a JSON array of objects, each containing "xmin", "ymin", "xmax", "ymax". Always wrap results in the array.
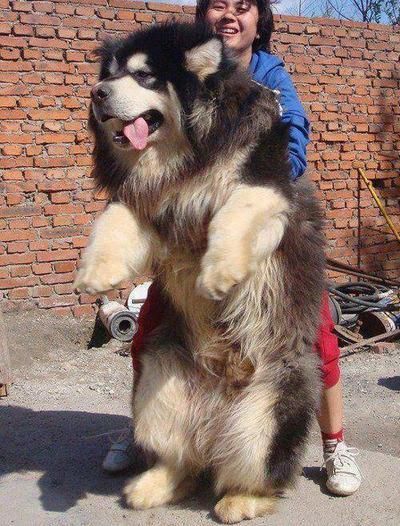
[
  {"xmin": 53, "ymin": 216, "xmax": 73, "ymax": 227},
  {"xmin": 11, "ymin": 2, "xmax": 32, "ymax": 12},
  {"xmin": 32, "ymin": 285, "xmax": 52, "ymax": 298},
  {"xmin": 33, "ymin": 2, "xmax": 54, "ymax": 13},
  {"xmin": 135, "ymin": 12, "xmax": 152, "ymax": 23},
  {"xmin": 72, "ymin": 304, "xmax": 95, "ymax": 317},
  {"xmin": 38, "ymin": 295, "xmax": 75, "ymax": 308},
  {"xmin": 7, "ymin": 241, "xmax": 29, "ymax": 253},
  {"xmin": 109, "ymin": 1, "xmax": 145, "ymax": 8},
  {"xmin": 9, "ymin": 219, "xmax": 30, "ymax": 229},
  {"xmin": 40, "ymin": 272, "xmax": 74, "ymax": 285},
  {"xmin": 117, "ymin": 10, "xmax": 136, "ymax": 20},
  {"xmin": 10, "ymin": 265, "xmax": 31, "ymax": 277},
  {"xmin": 321, "ymin": 133, "xmax": 348, "ymax": 142},
  {"xmin": 0, "ymin": 22, "xmax": 12, "ymax": 34},
  {"xmin": 32, "ymin": 263, "xmax": 52, "ymax": 275},
  {"xmin": 0, "ymin": 205, "xmax": 41, "ymax": 218},
  {"xmin": 21, "ymin": 14, "xmax": 61, "ymax": 26},
  {"xmin": 77, "ymin": 29, "xmax": 97, "ymax": 40},
  {"xmin": 28, "ymin": 109, "xmax": 70, "ymax": 120},
  {"xmin": 57, "ymin": 27, "xmax": 77, "ymax": 38},
  {"xmin": 13, "ymin": 24, "xmax": 34, "ymax": 36},
  {"xmin": 72, "ymin": 236, "xmax": 87, "ymax": 248},
  {"xmin": 35, "ymin": 26, "xmax": 57, "ymax": 39},
  {"xmin": 0, "ymin": 253, "xmax": 35, "ymax": 266},
  {"xmin": 182, "ymin": 5, "xmax": 196, "ymax": 15},
  {"xmin": 63, "ymin": 17, "xmax": 102, "ymax": 28},
  {"xmin": 29, "ymin": 37, "xmax": 69, "ymax": 49},
  {"xmin": 36, "ymin": 133, "xmax": 75, "ymax": 144},
  {"xmin": 104, "ymin": 20, "xmax": 137, "ymax": 31},
  {"xmin": 8, "ymin": 288, "xmax": 30, "ymax": 299},
  {"xmin": 38, "ymin": 180, "xmax": 76, "ymax": 192},
  {"xmin": 37, "ymin": 249, "xmax": 78, "ymax": 262},
  {"xmin": 30, "ymin": 240, "xmax": 50, "ymax": 250},
  {"xmin": 0, "ymin": 49, "xmax": 21, "ymax": 61},
  {"xmin": 52, "ymin": 306, "xmax": 73, "ymax": 316},
  {"xmin": 55, "ymin": 283, "xmax": 74, "ymax": 294},
  {"xmin": 75, "ymin": 6, "xmax": 95, "ymax": 16},
  {"xmin": 0, "ymin": 229, "xmax": 34, "ymax": 242},
  {"xmin": 147, "ymin": 2, "xmax": 182, "ymax": 13},
  {"xmin": 78, "ymin": 292, "xmax": 99, "ymax": 304},
  {"xmin": 0, "ymin": 276, "xmax": 38, "ymax": 289},
  {"xmin": 50, "ymin": 192, "xmax": 71, "ymax": 204},
  {"xmin": 54, "ymin": 261, "xmax": 75, "ymax": 273},
  {"xmin": 2, "ymin": 144, "xmax": 22, "ymax": 155}
]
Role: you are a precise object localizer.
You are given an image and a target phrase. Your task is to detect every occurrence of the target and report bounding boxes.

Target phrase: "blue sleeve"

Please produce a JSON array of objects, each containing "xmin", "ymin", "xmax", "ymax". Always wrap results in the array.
[{"xmin": 262, "ymin": 66, "xmax": 310, "ymax": 180}]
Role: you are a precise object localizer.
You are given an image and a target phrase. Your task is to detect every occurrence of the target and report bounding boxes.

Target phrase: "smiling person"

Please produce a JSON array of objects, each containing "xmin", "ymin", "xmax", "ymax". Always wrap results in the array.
[{"xmin": 102, "ymin": 0, "xmax": 361, "ymax": 497}]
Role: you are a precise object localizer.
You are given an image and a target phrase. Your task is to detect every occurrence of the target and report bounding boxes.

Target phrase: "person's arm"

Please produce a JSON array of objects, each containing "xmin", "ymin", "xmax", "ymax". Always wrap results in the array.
[{"xmin": 264, "ymin": 66, "xmax": 310, "ymax": 181}]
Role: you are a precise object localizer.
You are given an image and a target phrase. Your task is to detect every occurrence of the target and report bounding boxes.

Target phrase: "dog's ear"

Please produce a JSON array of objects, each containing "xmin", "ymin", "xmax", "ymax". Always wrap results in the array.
[
  {"xmin": 94, "ymin": 38, "xmax": 122, "ymax": 80},
  {"xmin": 185, "ymin": 38, "xmax": 223, "ymax": 81}
]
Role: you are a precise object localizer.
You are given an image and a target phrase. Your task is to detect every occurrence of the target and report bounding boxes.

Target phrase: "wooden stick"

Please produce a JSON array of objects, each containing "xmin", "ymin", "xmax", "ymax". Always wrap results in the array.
[
  {"xmin": 0, "ymin": 311, "xmax": 11, "ymax": 393},
  {"xmin": 340, "ymin": 328, "xmax": 400, "ymax": 355},
  {"xmin": 326, "ymin": 264, "xmax": 400, "ymax": 288},
  {"xmin": 358, "ymin": 168, "xmax": 400, "ymax": 245},
  {"xmin": 327, "ymin": 257, "xmax": 400, "ymax": 287}
]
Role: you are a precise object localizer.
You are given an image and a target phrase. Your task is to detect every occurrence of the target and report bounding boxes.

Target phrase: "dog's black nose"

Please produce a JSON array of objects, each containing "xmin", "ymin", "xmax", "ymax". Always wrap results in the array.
[{"xmin": 91, "ymin": 84, "xmax": 110, "ymax": 103}]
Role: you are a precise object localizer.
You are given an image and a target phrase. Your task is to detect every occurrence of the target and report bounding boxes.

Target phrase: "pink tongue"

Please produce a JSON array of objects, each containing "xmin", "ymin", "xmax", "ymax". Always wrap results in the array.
[{"xmin": 123, "ymin": 117, "xmax": 149, "ymax": 150}]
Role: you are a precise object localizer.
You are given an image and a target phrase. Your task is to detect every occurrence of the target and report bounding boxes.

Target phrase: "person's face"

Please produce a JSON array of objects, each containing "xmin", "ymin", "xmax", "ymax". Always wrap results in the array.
[{"xmin": 205, "ymin": 0, "xmax": 259, "ymax": 56}]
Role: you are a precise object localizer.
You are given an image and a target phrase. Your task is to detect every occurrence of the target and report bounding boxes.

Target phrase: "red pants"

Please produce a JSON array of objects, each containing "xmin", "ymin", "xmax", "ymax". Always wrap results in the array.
[{"xmin": 131, "ymin": 285, "xmax": 340, "ymax": 389}]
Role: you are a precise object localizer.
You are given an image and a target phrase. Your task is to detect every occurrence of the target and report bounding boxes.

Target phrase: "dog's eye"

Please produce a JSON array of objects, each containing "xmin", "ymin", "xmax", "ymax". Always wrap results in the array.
[{"xmin": 134, "ymin": 71, "xmax": 154, "ymax": 81}]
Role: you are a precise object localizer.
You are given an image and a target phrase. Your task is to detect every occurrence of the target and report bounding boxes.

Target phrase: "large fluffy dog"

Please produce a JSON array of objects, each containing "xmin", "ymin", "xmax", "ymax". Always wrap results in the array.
[{"xmin": 75, "ymin": 22, "xmax": 325, "ymax": 522}]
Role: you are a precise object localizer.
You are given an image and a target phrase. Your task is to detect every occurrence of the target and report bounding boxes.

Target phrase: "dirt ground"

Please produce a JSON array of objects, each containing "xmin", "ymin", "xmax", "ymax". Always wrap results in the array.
[{"xmin": 1, "ymin": 310, "xmax": 399, "ymax": 525}]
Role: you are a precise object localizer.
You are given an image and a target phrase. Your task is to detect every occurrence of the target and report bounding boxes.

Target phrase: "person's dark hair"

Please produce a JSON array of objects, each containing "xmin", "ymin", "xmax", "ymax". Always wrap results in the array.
[{"xmin": 195, "ymin": 0, "xmax": 274, "ymax": 52}]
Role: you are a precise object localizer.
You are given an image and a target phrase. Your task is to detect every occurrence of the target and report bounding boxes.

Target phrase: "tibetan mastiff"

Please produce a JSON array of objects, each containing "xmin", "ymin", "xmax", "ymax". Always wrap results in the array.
[{"xmin": 75, "ymin": 21, "xmax": 325, "ymax": 523}]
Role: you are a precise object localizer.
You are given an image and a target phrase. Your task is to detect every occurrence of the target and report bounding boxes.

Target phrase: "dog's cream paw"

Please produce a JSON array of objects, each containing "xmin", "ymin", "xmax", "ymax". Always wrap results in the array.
[
  {"xmin": 124, "ymin": 466, "xmax": 190, "ymax": 510},
  {"xmin": 74, "ymin": 258, "xmax": 130, "ymax": 294},
  {"xmin": 214, "ymin": 494, "xmax": 276, "ymax": 524},
  {"xmin": 196, "ymin": 254, "xmax": 250, "ymax": 300}
]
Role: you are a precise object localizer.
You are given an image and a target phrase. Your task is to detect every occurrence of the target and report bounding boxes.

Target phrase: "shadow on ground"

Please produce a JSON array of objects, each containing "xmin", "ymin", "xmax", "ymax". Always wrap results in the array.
[
  {"xmin": 378, "ymin": 376, "xmax": 400, "ymax": 391},
  {"xmin": 0, "ymin": 405, "xmax": 216, "ymax": 516},
  {"xmin": 0, "ymin": 406, "xmax": 133, "ymax": 512},
  {"xmin": 302, "ymin": 467, "xmax": 330, "ymax": 496}
]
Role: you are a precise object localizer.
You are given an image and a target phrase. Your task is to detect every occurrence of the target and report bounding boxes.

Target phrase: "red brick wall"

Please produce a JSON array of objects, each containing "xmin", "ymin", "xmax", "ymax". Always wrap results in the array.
[{"xmin": 0, "ymin": 1, "xmax": 399, "ymax": 315}]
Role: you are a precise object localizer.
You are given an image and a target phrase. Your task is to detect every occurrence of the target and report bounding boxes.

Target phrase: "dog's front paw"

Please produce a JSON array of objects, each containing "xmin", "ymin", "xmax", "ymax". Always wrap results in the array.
[
  {"xmin": 214, "ymin": 494, "xmax": 276, "ymax": 523},
  {"xmin": 196, "ymin": 253, "xmax": 250, "ymax": 301},
  {"xmin": 74, "ymin": 257, "xmax": 130, "ymax": 294},
  {"xmin": 124, "ymin": 473, "xmax": 162, "ymax": 510},
  {"xmin": 124, "ymin": 467, "xmax": 188, "ymax": 510}
]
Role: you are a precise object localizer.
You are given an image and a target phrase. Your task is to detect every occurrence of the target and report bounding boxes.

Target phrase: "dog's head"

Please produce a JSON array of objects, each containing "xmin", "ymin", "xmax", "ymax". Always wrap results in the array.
[{"xmin": 91, "ymin": 21, "xmax": 234, "ymax": 153}]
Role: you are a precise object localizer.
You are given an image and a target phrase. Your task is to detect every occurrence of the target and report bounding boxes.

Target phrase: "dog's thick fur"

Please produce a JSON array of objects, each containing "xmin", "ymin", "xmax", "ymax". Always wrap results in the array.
[{"xmin": 75, "ymin": 22, "xmax": 325, "ymax": 522}]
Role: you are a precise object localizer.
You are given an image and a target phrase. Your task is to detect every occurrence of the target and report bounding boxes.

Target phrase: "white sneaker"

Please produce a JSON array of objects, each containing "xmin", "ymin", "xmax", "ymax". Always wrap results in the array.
[
  {"xmin": 102, "ymin": 429, "xmax": 136, "ymax": 473},
  {"xmin": 323, "ymin": 441, "xmax": 362, "ymax": 496}
]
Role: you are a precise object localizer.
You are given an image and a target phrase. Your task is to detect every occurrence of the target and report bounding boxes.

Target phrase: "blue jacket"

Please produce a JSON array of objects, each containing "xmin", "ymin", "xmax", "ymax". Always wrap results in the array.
[{"xmin": 249, "ymin": 51, "xmax": 310, "ymax": 180}]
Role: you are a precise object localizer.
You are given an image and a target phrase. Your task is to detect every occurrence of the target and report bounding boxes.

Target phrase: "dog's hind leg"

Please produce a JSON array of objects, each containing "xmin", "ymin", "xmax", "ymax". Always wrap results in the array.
[
  {"xmin": 129, "ymin": 334, "xmax": 200, "ymax": 508},
  {"xmin": 211, "ymin": 382, "xmax": 279, "ymax": 521},
  {"xmin": 124, "ymin": 461, "xmax": 197, "ymax": 510},
  {"xmin": 264, "ymin": 356, "xmax": 319, "ymax": 492}
]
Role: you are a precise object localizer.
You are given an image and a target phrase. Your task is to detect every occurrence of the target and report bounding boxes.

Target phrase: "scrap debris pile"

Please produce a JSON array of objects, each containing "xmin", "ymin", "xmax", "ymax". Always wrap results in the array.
[
  {"xmin": 327, "ymin": 259, "xmax": 400, "ymax": 353},
  {"xmin": 95, "ymin": 262, "xmax": 399, "ymax": 357}
]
